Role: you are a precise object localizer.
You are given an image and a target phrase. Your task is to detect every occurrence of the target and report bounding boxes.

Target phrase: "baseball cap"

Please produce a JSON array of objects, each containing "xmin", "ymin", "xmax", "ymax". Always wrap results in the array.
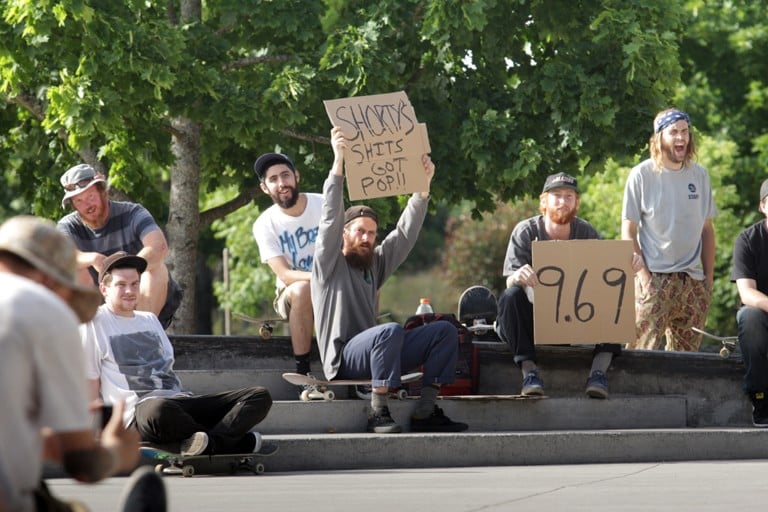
[
  {"xmin": 98, "ymin": 251, "xmax": 148, "ymax": 284},
  {"xmin": 60, "ymin": 164, "xmax": 107, "ymax": 208},
  {"xmin": 344, "ymin": 205, "xmax": 378, "ymax": 225},
  {"xmin": 761, "ymin": 179, "xmax": 768, "ymax": 202},
  {"xmin": 542, "ymin": 172, "xmax": 579, "ymax": 194},
  {"xmin": 0, "ymin": 215, "xmax": 102, "ymax": 322},
  {"xmin": 253, "ymin": 153, "xmax": 295, "ymax": 181}
]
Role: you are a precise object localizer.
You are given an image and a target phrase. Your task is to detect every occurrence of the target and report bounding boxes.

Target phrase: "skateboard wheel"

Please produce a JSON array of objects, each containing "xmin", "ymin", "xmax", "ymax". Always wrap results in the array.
[
  {"xmin": 720, "ymin": 347, "xmax": 731, "ymax": 358},
  {"xmin": 254, "ymin": 462, "xmax": 265, "ymax": 474},
  {"xmin": 259, "ymin": 325, "xmax": 272, "ymax": 340},
  {"xmin": 299, "ymin": 389, "xmax": 311, "ymax": 401},
  {"xmin": 395, "ymin": 389, "xmax": 408, "ymax": 399},
  {"xmin": 154, "ymin": 464, "xmax": 165, "ymax": 475},
  {"xmin": 181, "ymin": 465, "xmax": 195, "ymax": 477},
  {"xmin": 324, "ymin": 390, "xmax": 335, "ymax": 401}
]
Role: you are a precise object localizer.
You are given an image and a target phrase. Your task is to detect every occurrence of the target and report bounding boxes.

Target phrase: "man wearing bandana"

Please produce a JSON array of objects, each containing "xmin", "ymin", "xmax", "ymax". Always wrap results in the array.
[
  {"xmin": 311, "ymin": 127, "xmax": 468, "ymax": 434},
  {"xmin": 622, "ymin": 109, "xmax": 717, "ymax": 351}
]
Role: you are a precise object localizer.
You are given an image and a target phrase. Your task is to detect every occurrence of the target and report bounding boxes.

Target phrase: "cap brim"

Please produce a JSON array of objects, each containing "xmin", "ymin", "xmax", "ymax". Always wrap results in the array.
[{"xmin": 68, "ymin": 286, "xmax": 103, "ymax": 323}]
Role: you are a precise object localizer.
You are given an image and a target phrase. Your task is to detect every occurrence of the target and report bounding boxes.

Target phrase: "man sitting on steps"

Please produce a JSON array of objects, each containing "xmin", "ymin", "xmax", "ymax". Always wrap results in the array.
[
  {"xmin": 81, "ymin": 251, "xmax": 274, "ymax": 456},
  {"xmin": 310, "ymin": 127, "xmax": 468, "ymax": 434}
]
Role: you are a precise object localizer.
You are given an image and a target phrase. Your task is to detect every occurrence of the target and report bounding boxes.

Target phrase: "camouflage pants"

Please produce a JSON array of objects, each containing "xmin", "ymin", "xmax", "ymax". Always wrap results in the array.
[{"xmin": 627, "ymin": 272, "xmax": 711, "ymax": 352}]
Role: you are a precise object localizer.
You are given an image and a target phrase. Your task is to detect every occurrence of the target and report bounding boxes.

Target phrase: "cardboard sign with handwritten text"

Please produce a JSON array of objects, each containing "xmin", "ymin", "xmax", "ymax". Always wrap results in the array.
[
  {"xmin": 324, "ymin": 91, "xmax": 430, "ymax": 200},
  {"xmin": 532, "ymin": 240, "xmax": 635, "ymax": 345}
]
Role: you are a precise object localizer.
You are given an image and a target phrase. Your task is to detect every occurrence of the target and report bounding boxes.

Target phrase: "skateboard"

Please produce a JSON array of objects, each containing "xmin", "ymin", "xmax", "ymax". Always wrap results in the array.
[
  {"xmin": 140, "ymin": 441, "xmax": 278, "ymax": 477},
  {"xmin": 282, "ymin": 372, "xmax": 423, "ymax": 401},
  {"xmin": 692, "ymin": 327, "xmax": 738, "ymax": 358},
  {"xmin": 232, "ymin": 311, "xmax": 285, "ymax": 339},
  {"xmin": 457, "ymin": 285, "xmax": 501, "ymax": 342}
]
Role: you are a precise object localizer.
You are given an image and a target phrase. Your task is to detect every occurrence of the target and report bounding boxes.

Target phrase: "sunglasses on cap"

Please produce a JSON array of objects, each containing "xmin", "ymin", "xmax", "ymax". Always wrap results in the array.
[{"xmin": 63, "ymin": 176, "xmax": 96, "ymax": 192}]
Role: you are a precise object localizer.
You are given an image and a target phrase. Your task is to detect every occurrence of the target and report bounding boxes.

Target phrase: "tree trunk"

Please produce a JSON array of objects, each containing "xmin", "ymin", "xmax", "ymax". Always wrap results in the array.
[{"xmin": 166, "ymin": 116, "xmax": 200, "ymax": 333}]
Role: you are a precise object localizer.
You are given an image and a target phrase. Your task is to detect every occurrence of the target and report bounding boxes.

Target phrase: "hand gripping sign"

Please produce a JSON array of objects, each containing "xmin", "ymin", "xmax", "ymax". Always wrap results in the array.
[
  {"xmin": 324, "ymin": 91, "xmax": 431, "ymax": 200},
  {"xmin": 532, "ymin": 239, "xmax": 635, "ymax": 345}
]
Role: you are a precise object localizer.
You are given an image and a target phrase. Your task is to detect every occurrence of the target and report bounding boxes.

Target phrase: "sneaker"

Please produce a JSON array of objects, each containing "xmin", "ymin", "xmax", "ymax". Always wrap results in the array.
[
  {"xmin": 367, "ymin": 406, "xmax": 402, "ymax": 433},
  {"xmin": 411, "ymin": 406, "xmax": 468, "ymax": 432},
  {"xmin": 751, "ymin": 392, "xmax": 768, "ymax": 427},
  {"xmin": 356, "ymin": 384, "xmax": 373, "ymax": 400},
  {"xmin": 117, "ymin": 466, "xmax": 167, "ymax": 512},
  {"xmin": 180, "ymin": 431, "xmax": 209, "ymax": 456},
  {"xmin": 521, "ymin": 370, "xmax": 545, "ymax": 396},
  {"xmin": 585, "ymin": 370, "xmax": 609, "ymax": 399}
]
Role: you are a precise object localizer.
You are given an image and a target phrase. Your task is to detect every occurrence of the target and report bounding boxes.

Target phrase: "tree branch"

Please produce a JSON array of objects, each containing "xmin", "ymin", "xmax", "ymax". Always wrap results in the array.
[
  {"xmin": 199, "ymin": 185, "xmax": 262, "ymax": 229},
  {"xmin": 223, "ymin": 54, "xmax": 292, "ymax": 71},
  {"xmin": 279, "ymin": 128, "xmax": 331, "ymax": 145}
]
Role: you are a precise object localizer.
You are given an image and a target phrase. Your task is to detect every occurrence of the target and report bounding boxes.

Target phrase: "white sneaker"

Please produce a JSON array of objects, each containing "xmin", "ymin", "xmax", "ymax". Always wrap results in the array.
[
  {"xmin": 180, "ymin": 431, "xmax": 208, "ymax": 456},
  {"xmin": 250, "ymin": 432, "xmax": 263, "ymax": 453}
]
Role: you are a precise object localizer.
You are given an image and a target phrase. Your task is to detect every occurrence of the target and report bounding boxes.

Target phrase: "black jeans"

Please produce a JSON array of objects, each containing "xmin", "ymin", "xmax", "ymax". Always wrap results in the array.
[
  {"xmin": 496, "ymin": 286, "xmax": 621, "ymax": 366},
  {"xmin": 134, "ymin": 387, "xmax": 272, "ymax": 453},
  {"xmin": 737, "ymin": 306, "xmax": 768, "ymax": 394}
]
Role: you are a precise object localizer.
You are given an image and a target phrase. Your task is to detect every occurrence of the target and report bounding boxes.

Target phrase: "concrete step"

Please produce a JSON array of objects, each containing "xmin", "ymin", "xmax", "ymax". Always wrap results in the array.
[
  {"xmin": 255, "ymin": 428, "xmax": 768, "ymax": 471},
  {"xmin": 256, "ymin": 395, "xmax": 688, "ymax": 434}
]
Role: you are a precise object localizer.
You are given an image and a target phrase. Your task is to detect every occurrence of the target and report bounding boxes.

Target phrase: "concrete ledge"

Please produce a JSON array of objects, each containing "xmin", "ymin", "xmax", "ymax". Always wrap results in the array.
[
  {"xmin": 257, "ymin": 429, "xmax": 768, "ymax": 472},
  {"xmin": 256, "ymin": 395, "xmax": 688, "ymax": 434}
]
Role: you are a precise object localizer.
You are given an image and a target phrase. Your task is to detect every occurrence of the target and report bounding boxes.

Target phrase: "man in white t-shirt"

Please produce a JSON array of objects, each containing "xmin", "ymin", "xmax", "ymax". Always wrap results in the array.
[
  {"xmin": 0, "ymin": 216, "xmax": 156, "ymax": 512},
  {"xmin": 82, "ymin": 252, "xmax": 273, "ymax": 457},
  {"xmin": 252, "ymin": 152, "xmax": 321, "ymax": 382}
]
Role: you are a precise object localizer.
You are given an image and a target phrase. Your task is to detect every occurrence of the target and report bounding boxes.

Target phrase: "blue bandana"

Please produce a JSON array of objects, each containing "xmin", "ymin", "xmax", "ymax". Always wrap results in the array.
[{"xmin": 654, "ymin": 109, "xmax": 690, "ymax": 134}]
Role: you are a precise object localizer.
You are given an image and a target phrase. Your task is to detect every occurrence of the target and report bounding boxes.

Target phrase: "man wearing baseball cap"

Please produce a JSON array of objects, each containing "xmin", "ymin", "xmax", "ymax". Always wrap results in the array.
[
  {"xmin": 0, "ymin": 216, "xmax": 162, "ymax": 512},
  {"xmin": 252, "ymin": 152, "xmax": 322, "ymax": 388},
  {"xmin": 310, "ymin": 127, "xmax": 467, "ymax": 434},
  {"xmin": 730, "ymin": 179, "xmax": 768, "ymax": 427},
  {"xmin": 496, "ymin": 172, "xmax": 621, "ymax": 398},
  {"xmin": 82, "ymin": 251, "xmax": 273, "ymax": 457},
  {"xmin": 57, "ymin": 163, "xmax": 182, "ymax": 329}
]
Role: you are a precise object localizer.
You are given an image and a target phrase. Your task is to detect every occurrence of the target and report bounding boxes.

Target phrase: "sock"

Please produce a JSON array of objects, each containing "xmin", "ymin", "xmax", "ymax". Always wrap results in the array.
[
  {"xmin": 294, "ymin": 352, "xmax": 311, "ymax": 375},
  {"xmin": 521, "ymin": 360, "xmax": 537, "ymax": 377},
  {"xmin": 371, "ymin": 391, "xmax": 388, "ymax": 413},
  {"xmin": 412, "ymin": 385, "xmax": 439, "ymax": 419},
  {"xmin": 590, "ymin": 352, "xmax": 613, "ymax": 375}
]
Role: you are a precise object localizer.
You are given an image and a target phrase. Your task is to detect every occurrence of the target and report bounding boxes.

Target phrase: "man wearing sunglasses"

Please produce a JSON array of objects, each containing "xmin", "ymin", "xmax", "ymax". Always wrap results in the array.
[{"xmin": 56, "ymin": 163, "xmax": 182, "ymax": 329}]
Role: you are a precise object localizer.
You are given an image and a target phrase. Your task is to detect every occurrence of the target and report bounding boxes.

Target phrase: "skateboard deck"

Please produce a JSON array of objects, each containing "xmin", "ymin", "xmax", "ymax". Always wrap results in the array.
[
  {"xmin": 282, "ymin": 371, "xmax": 423, "ymax": 401},
  {"xmin": 458, "ymin": 285, "xmax": 500, "ymax": 339},
  {"xmin": 140, "ymin": 441, "xmax": 278, "ymax": 477},
  {"xmin": 692, "ymin": 327, "xmax": 738, "ymax": 358}
]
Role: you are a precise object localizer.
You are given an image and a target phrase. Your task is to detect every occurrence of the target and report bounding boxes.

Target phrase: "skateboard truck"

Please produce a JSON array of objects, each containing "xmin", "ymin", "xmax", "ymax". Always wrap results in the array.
[{"xmin": 691, "ymin": 327, "xmax": 738, "ymax": 358}]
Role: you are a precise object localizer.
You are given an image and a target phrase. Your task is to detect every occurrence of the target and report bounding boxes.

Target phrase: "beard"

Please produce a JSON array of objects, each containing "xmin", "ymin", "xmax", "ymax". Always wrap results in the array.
[
  {"xmin": 271, "ymin": 184, "xmax": 299, "ymax": 209},
  {"xmin": 344, "ymin": 242, "xmax": 374, "ymax": 270},
  {"xmin": 547, "ymin": 206, "xmax": 578, "ymax": 225}
]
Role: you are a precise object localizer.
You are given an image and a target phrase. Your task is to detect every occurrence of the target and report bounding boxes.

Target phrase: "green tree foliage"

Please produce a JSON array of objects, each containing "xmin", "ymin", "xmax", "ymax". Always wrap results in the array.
[
  {"xmin": 0, "ymin": 1, "xmax": 692, "ymax": 330},
  {"xmin": 441, "ymin": 198, "xmax": 539, "ymax": 298}
]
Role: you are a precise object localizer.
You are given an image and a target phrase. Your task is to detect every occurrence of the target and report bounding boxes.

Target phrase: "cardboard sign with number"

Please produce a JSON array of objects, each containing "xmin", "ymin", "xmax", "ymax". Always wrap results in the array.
[
  {"xmin": 532, "ymin": 239, "xmax": 635, "ymax": 345},
  {"xmin": 324, "ymin": 91, "xmax": 430, "ymax": 200}
]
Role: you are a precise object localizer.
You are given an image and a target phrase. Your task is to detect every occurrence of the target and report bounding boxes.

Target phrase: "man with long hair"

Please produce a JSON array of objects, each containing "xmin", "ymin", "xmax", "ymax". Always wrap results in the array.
[
  {"xmin": 496, "ymin": 173, "xmax": 621, "ymax": 398},
  {"xmin": 622, "ymin": 109, "xmax": 717, "ymax": 351}
]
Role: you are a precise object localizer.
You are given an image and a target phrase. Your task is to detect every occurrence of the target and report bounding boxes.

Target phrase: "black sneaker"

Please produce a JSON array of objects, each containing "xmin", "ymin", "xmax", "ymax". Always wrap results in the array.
[
  {"xmin": 411, "ymin": 406, "xmax": 468, "ymax": 432},
  {"xmin": 751, "ymin": 392, "xmax": 768, "ymax": 427},
  {"xmin": 117, "ymin": 466, "xmax": 167, "ymax": 512},
  {"xmin": 367, "ymin": 406, "xmax": 402, "ymax": 433}
]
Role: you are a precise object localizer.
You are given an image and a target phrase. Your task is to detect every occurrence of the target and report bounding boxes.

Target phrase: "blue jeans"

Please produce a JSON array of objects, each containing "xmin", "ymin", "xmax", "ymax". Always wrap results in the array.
[
  {"xmin": 737, "ymin": 306, "xmax": 768, "ymax": 394},
  {"xmin": 337, "ymin": 321, "xmax": 459, "ymax": 388}
]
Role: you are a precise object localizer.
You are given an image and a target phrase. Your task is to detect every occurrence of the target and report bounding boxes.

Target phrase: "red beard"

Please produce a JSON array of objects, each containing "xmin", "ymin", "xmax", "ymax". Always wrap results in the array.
[
  {"xmin": 547, "ymin": 207, "xmax": 577, "ymax": 225},
  {"xmin": 344, "ymin": 242, "xmax": 374, "ymax": 270}
]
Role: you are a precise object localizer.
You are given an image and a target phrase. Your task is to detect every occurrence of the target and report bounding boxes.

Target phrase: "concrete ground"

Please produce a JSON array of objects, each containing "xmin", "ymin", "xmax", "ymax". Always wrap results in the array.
[{"xmin": 48, "ymin": 460, "xmax": 765, "ymax": 511}]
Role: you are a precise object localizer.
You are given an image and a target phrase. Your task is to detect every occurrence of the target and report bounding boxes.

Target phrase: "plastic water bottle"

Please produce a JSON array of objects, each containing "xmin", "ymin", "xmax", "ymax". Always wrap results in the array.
[{"xmin": 416, "ymin": 298, "xmax": 434, "ymax": 315}]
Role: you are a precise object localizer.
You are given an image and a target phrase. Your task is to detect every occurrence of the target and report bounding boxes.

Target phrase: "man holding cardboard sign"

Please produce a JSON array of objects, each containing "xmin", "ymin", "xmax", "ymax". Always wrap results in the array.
[
  {"xmin": 311, "ymin": 127, "xmax": 467, "ymax": 434},
  {"xmin": 496, "ymin": 173, "xmax": 622, "ymax": 398}
]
